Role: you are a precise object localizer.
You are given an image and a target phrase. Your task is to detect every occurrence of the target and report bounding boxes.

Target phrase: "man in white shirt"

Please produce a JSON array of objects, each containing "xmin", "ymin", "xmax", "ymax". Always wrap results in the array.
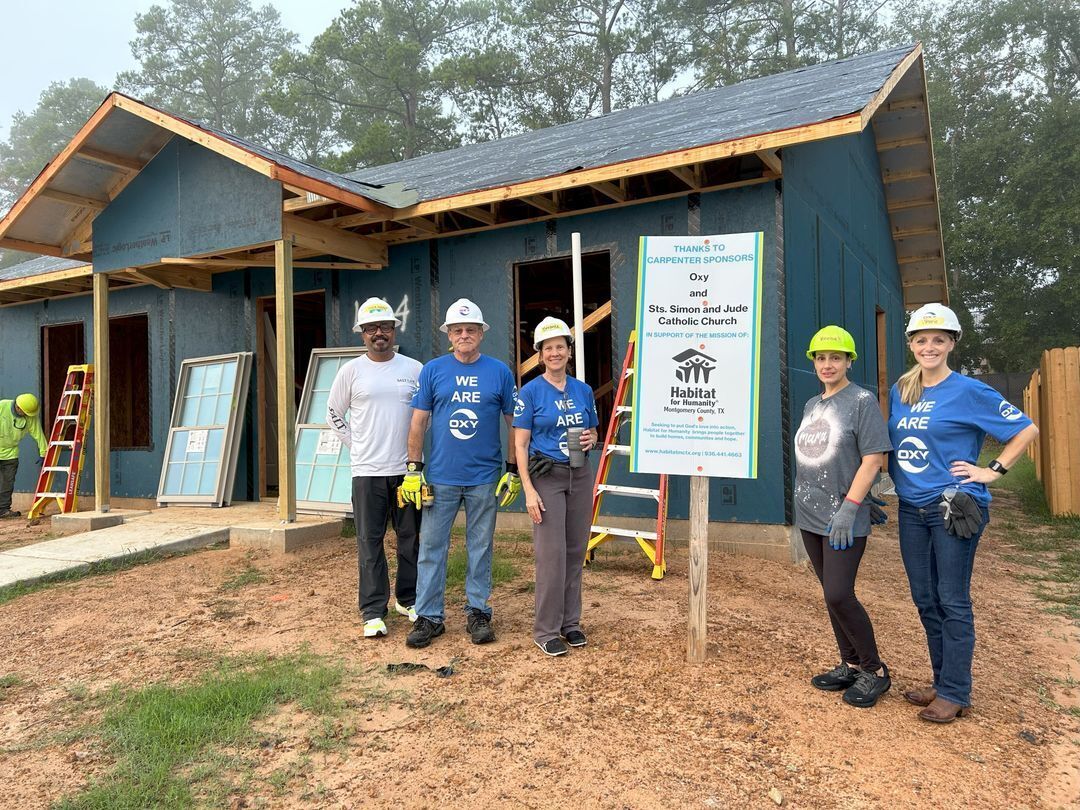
[{"xmin": 327, "ymin": 297, "xmax": 423, "ymax": 639}]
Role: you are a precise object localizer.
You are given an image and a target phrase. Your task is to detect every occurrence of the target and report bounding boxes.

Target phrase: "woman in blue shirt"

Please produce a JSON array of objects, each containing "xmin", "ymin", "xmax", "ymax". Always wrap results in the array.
[
  {"xmin": 889, "ymin": 304, "xmax": 1038, "ymax": 723},
  {"xmin": 513, "ymin": 317, "xmax": 599, "ymax": 657}
]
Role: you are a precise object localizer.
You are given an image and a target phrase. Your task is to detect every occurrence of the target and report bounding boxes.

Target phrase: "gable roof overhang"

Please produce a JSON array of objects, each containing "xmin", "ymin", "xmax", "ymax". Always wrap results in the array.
[{"xmin": 0, "ymin": 45, "xmax": 946, "ymax": 308}]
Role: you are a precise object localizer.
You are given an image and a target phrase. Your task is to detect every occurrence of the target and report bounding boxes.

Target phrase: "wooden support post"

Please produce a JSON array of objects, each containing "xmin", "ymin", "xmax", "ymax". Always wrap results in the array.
[
  {"xmin": 687, "ymin": 475, "xmax": 709, "ymax": 663},
  {"xmin": 92, "ymin": 272, "xmax": 110, "ymax": 513},
  {"xmin": 275, "ymin": 239, "xmax": 297, "ymax": 523}
]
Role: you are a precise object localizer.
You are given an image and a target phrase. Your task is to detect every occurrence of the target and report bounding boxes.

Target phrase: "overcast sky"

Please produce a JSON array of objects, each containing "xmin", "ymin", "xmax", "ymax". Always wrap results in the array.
[{"xmin": 0, "ymin": 0, "xmax": 348, "ymax": 141}]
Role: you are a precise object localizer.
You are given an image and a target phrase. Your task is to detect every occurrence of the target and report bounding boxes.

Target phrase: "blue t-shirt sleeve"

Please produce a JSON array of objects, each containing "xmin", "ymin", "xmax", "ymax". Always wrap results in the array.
[
  {"xmin": 585, "ymin": 385, "xmax": 599, "ymax": 429},
  {"xmin": 512, "ymin": 384, "xmax": 534, "ymax": 430},
  {"xmin": 412, "ymin": 364, "xmax": 434, "ymax": 411},
  {"xmin": 500, "ymin": 366, "xmax": 516, "ymax": 416},
  {"xmin": 968, "ymin": 380, "xmax": 1032, "ymax": 442}
]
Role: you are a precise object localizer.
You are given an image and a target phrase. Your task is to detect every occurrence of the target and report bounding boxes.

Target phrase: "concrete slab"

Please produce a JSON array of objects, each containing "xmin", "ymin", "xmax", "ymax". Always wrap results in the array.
[
  {"xmin": 230, "ymin": 520, "xmax": 343, "ymax": 553},
  {"xmin": 0, "ymin": 553, "xmax": 90, "ymax": 587},
  {"xmin": 0, "ymin": 522, "xmax": 229, "ymax": 590},
  {"xmin": 50, "ymin": 510, "xmax": 151, "ymax": 536}
]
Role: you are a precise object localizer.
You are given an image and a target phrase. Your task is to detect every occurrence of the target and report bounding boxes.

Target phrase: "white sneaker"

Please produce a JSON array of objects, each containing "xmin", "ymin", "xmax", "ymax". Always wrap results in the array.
[
  {"xmin": 363, "ymin": 618, "xmax": 387, "ymax": 638},
  {"xmin": 394, "ymin": 602, "xmax": 418, "ymax": 622}
]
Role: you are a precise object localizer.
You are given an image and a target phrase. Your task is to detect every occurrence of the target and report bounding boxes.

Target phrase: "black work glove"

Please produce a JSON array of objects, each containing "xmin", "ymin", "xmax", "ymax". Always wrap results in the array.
[
  {"xmin": 940, "ymin": 489, "xmax": 983, "ymax": 539},
  {"xmin": 527, "ymin": 453, "xmax": 554, "ymax": 479}
]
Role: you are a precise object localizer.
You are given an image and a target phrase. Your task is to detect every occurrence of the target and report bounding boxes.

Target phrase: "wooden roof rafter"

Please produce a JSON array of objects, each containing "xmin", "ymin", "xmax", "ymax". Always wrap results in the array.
[{"xmin": 869, "ymin": 47, "xmax": 949, "ymax": 308}]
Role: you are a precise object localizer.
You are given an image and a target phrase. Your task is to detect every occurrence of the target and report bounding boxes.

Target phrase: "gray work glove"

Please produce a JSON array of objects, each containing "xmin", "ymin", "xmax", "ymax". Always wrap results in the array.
[
  {"xmin": 826, "ymin": 499, "xmax": 860, "ymax": 550},
  {"xmin": 527, "ymin": 453, "xmax": 554, "ymax": 479},
  {"xmin": 869, "ymin": 495, "xmax": 888, "ymax": 526},
  {"xmin": 940, "ymin": 488, "xmax": 983, "ymax": 539}
]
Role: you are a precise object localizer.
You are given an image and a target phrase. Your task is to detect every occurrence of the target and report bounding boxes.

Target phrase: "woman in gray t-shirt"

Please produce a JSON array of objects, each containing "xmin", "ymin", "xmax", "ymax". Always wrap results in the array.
[{"xmin": 794, "ymin": 326, "xmax": 893, "ymax": 708}]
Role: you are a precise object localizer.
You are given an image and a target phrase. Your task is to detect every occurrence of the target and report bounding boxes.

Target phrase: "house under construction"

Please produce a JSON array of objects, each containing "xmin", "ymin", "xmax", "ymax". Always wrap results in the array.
[{"xmin": 0, "ymin": 44, "xmax": 947, "ymax": 560}]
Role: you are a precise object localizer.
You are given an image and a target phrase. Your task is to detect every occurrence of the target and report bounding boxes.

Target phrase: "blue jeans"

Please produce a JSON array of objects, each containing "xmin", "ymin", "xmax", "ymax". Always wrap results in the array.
[
  {"xmin": 898, "ymin": 499, "xmax": 989, "ymax": 706},
  {"xmin": 414, "ymin": 481, "xmax": 498, "ymax": 624}
]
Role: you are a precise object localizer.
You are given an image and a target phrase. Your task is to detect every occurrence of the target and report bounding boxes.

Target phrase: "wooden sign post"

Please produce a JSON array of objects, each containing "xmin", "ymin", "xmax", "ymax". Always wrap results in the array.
[
  {"xmin": 687, "ymin": 475, "xmax": 709, "ymax": 662},
  {"xmin": 630, "ymin": 233, "xmax": 764, "ymax": 665}
]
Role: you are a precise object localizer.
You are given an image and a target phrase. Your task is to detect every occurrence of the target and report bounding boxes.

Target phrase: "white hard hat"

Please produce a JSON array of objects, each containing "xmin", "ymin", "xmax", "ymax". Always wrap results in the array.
[
  {"xmin": 353, "ymin": 297, "xmax": 401, "ymax": 332},
  {"xmin": 440, "ymin": 298, "xmax": 489, "ymax": 332},
  {"xmin": 906, "ymin": 303, "xmax": 962, "ymax": 341},
  {"xmin": 533, "ymin": 316, "xmax": 574, "ymax": 350}
]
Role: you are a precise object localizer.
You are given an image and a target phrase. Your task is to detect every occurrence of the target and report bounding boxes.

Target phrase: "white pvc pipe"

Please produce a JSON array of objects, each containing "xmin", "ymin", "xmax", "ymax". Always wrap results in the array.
[{"xmin": 571, "ymin": 232, "xmax": 585, "ymax": 382}]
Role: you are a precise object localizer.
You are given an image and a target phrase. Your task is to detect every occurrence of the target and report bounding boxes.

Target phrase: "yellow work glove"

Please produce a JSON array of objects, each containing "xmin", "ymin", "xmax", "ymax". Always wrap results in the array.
[
  {"xmin": 397, "ymin": 462, "xmax": 426, "ymax": 510},
  {"xmin": 495, "ymin": 461, "xmax": 521, "ymax": 508}
]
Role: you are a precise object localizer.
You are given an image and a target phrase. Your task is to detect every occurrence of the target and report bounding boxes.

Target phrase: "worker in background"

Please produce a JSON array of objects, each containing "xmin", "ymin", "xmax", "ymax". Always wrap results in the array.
[
  {"xmin": 0, "ymin": 394, "xmax": 47, "ymax": 519},
  {"xmin": 326, "ymin": 298, "xmax": 423, "ymax": 640},
  {"xmin": 400, "ymin": 298, "xmax": 520, "ymax": 648}
]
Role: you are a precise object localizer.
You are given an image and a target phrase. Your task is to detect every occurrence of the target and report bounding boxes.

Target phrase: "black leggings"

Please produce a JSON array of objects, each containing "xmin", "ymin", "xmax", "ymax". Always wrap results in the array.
[{"xmin": 801, "ymin": 531, "xmax": 882, "ymax": 672}]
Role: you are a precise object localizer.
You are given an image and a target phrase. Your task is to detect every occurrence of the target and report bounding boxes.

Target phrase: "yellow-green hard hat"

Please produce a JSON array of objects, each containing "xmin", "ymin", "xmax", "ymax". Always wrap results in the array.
[
  {"xmin": 15, "ymin": 393, "xmax": 39, "ymax": 416},
  {"xmin": 806, "ymin": 326, "xmax": 857, "ymax": 361}
]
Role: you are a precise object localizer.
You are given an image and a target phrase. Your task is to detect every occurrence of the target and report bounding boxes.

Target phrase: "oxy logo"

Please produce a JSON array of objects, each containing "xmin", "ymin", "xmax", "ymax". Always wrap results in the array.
[
  {"xmin": 449, "ymin": 408, "xmax": 479, "ymax": 440},
  {"xmin": 513, "ymin": 397, "xmax": 526, "ymax": 418},
  {"xmin": 897, "ymin": 435, "xmax": 931, "ymax": 474},
  {"xmin": 559, "ymin": 431, "xmax": 569, "ymax": 458},
  {"xmin": 999, "ymin": 400, "xmax": 1022, "ymax": 421}
]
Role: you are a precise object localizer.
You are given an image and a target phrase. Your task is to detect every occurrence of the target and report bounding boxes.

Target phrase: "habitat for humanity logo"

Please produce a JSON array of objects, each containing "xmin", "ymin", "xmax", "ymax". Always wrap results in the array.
[{"xmin": 672, "ymin": 349, "xmax": 716, "ymax": 383}]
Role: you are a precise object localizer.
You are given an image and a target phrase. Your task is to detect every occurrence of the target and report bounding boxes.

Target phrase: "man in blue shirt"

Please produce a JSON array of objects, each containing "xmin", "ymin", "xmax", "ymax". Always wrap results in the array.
[{"xmin": 400, "ymin": 298, "xmax": 520, "ymax": 647}]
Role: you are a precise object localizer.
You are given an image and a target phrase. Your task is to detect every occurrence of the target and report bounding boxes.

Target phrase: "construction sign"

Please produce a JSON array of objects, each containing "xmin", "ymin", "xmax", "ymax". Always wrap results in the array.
[{"xmin": 630, "ymin": 233, "xmax": 764, "ymax": 478}]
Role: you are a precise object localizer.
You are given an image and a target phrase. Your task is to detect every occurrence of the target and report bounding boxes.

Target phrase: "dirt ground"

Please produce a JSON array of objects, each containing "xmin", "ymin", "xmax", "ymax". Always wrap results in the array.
[
  {"xmin": 1, "ymin": 491, "xmax": 1078, "ymax": 809},
  {"xmin": 0, "ymin": 513, "xmax": 55, "ymax": 552}
]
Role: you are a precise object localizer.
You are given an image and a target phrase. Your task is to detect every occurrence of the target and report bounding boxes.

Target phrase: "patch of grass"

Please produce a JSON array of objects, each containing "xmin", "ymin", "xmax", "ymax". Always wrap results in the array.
[
  {"xmin": 340, "ymin": 519, "xmax": 356, "ymax": 538},
  {"xmin": 445, "ymin": 542, "xmax": 518, "ymax": 592},
  {"xmin": 0, "ymin": 673, "xmax": 23, "ymax": 703},
  {"xmin": 981, "ymin": 444, "xmax": 1080, "ymax": 620},
  {"xmin": 0, "ymin": 546, "xmax": 224, "ymax": 607},
  {"xmin": 54, "ymin": 652, "xmax": 344, "ymax": 810},
  {"xmin": 307, "ymin": 717, "xmax": 355, "ymax": 753},
  {"xmin": 219, "ymin": 561, "xmax": 268, "ymax": 592}
]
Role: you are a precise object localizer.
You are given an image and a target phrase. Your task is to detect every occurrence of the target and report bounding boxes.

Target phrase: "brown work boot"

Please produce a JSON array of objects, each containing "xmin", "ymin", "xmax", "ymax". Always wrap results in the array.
[
  {"xmin": 903, "ymin": 686, "xmax": 937, "ymax": 707},
  {"xmin": 917, "ymin": 696, "xmax": 971, "ymax": 723}
]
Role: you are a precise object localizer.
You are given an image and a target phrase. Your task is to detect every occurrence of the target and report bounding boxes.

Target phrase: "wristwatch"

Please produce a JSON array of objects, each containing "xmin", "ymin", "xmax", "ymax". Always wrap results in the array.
[{"xmin": 988, "ymin": 459, "xmax": 1008, "ymax": 475}]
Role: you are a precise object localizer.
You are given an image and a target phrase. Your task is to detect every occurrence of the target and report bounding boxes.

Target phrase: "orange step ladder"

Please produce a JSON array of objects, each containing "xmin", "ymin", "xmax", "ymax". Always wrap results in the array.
[
  {"xmin": 587, "ymin": 331, "xmax": 669, "ymax": 579},
  {"xmin": 28, "ymin": 365, "xmax": 94, "ymax": 520}
]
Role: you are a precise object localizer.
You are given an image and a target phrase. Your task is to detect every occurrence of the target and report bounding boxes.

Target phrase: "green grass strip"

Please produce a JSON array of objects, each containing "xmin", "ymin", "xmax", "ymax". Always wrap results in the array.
[
  {"xmin": 55, "ymin": 653, "xmax": 343, "ymax": 810},
  {"xmin": 982, "ymin": 447, "xmax": 1080, "ymax": 620}
]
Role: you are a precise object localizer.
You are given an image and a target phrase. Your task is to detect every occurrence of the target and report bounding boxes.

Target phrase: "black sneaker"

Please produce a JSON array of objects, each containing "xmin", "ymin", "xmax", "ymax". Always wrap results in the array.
[
  {"xmin": 466, "ymin": 610, "xmax": 496, "ymax": 644},
  {"xmin": 405, "ymin": 617, "xmax": 445, "ymax": 649},
  {"xmin": 563, "ymin": 629, "xmax": 587, "ymax": 647},
  {"xmin": 843, "ymin": 664, "xmax": 891, "ymax": 708},
  {"xmin": 535, "ymin": 638, "xmax": 569, "ymax": 657},
  {"xmin": 811, "ymin": 662, "xmax": 859, "ymax": 692},
  {"xmin": 0, "ymin": 510, "xmax": 21, "ymax": 519}
]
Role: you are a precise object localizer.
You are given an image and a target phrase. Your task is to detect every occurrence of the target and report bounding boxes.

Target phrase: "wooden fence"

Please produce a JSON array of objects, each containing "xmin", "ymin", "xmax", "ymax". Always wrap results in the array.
[{"xmin": 1023, "ymin": 347, "xmax": 1080, "ymax": 516}]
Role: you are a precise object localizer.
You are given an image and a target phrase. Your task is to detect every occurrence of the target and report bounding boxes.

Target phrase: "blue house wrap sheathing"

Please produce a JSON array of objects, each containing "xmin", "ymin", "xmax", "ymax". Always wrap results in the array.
[{"xmin": 0, "ymin": 44, "xmax": 946, "ymax": 541}]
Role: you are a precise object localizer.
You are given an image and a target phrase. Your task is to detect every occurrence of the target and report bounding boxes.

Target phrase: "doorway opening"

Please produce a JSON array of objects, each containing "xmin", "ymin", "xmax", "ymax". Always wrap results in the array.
[
  {"xmin": 40, "ymin": 322, "xmax": 86, "ymax": 428},
  {"xmin": 256, "ymin": 291, "xmax": 326, "ymax": 497},
  {"xmin": 109, "ymin": 314, "xmax": 151, "ymax": 448},
  {"xmin": 514, "ymin": 252, "xmax": 614, "ymax": 427}
]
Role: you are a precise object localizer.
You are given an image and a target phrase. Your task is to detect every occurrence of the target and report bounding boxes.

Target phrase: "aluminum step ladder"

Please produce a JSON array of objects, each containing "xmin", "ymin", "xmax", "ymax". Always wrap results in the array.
[
  {"xmin": 28, "ymin": 365, "xmax": 94, "ymax": 520},
  {"xmin": 587, "ymin": 331, "xmax": 669, "ymax": 579}
]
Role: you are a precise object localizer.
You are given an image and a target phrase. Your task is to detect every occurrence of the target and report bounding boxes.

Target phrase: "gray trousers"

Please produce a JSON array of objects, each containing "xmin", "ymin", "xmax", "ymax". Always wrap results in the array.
[
  {"xmin": 352, "ymin": 475, "xmax": 420, "ymax": 621},
  {"xmin": 531, "ymin": 464, "xmax": 593, "ymax": 643},
  {"xmin": 0, "ymin": 458, "xmax": 18, "ymax": 513}
]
